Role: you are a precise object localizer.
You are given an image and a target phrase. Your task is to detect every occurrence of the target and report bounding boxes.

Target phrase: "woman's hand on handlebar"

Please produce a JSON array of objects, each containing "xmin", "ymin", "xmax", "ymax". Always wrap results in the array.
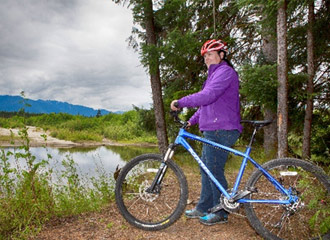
[
  {"xmin": 170, "ymin": 100, "xmax": 180, "ymax": 111},
  {"xmin": 170, "ymin": 100, "xmax": 191, "ymax": 129}
]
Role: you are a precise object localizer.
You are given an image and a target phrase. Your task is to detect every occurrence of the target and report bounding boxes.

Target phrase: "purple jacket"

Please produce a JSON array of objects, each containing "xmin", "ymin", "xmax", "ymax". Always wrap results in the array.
[{"xmin": 177, "ymin": 61, "xmax": 243, "ymax": 132}]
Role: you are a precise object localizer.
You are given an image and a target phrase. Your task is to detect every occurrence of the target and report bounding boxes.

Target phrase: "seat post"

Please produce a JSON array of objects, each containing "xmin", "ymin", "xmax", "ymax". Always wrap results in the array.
[{"xmin": 241, "ymin": 119, "xmax": 273, "ymax": 148}]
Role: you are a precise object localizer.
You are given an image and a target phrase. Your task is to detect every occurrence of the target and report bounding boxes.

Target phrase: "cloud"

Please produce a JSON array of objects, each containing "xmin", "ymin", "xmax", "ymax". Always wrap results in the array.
[{"xmin": 0, "ymin": 0, "xmax": 151, "ymax": 111}]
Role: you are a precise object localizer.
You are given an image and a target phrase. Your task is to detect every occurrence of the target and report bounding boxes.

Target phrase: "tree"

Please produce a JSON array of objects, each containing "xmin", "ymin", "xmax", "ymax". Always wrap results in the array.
[
  {"xmin": 143, "ymin": 0, "xmax": 168, "ymax": 154},
  {"xmin": 96, "ymin": 109, "xmax": 102, "ymax": 118},
  {"xmin": 260, "ymin": 16, "xmax": 278, "ymax": 157},
  {"xmin": 113, "ymin": 0, "xmax": 168, "ymax": 153},
  {"xmin": 277, "ymin": 0, "xmax": 289, "ymax": 158},
  {"xmin": 236, "ymin": 0, "xmax": 279, "ymax": 155},
  {"xmin": 302, "ymin": 0, "xmax": 315, "ymax": 160}
]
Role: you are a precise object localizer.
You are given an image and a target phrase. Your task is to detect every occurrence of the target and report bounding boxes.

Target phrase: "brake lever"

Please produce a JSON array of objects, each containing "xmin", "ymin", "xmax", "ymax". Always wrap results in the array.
[{"xmin": 170, "ymin": 110, "xmax": 181, "ymax": 122}]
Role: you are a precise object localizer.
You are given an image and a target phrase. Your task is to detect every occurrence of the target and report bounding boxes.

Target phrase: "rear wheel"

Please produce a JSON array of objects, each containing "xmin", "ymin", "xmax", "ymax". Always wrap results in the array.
[
  {"xmin": 115, "ymin": 154, "xmax": 188, "ymax": 231},
  {"xmin": 245, "ymin": 158, "xmax": 330, "ymax": 240}
]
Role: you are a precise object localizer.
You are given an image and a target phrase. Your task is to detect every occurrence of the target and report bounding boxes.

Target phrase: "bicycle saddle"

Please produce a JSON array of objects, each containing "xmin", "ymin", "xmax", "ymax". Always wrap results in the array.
[{"xmin": 240, "ymin": 120, "xmax": 273, "ymax": 128}]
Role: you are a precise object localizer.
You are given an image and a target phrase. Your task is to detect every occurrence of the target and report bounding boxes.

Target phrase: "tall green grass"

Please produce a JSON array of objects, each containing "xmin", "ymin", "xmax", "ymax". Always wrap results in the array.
[
  {"xmin": 0, "ymin": 126, "xmax": 116, "ymax": 240},
  {"xmin": 21, "ymin": 111, "xmax": 157, "ymax": 144}
]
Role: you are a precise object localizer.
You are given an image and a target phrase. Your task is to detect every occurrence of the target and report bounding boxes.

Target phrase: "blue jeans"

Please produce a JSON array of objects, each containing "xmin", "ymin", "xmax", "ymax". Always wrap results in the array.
[{"xmin": 196, "ymin": 129, "xmax": 240, "ymax": 217}]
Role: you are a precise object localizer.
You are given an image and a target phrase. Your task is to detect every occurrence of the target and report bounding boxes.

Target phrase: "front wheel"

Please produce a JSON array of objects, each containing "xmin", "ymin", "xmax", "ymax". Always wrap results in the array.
[
  {"xmin": 245, "ymin": 158, "xmax": 330, "ymax": 240},
  {"xmin": 115, "ymin": 154, "xmax": 188, "ymax": 231}
]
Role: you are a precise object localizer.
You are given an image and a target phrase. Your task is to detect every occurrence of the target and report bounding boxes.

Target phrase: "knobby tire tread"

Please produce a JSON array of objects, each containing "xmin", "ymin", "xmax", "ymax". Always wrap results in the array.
[
  {"xmin": 115, "ymin": 154, "xmax": 188, "ymax": 231},
  {"xmin": 244, "ymin": 158, "xmax": 330, "ymax": 240}
]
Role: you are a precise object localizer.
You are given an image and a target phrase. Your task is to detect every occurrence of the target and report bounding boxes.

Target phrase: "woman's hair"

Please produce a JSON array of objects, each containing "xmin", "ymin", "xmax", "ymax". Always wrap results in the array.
[{"xmin": 219, "ymin": 50, "xmax": 235, "ymax": 71}]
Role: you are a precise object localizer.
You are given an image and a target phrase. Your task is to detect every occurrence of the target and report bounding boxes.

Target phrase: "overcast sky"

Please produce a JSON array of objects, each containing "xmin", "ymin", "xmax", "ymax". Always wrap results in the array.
[{"xmin": 0, "ymin": 0, "xmax": 152, "ymax": 112}]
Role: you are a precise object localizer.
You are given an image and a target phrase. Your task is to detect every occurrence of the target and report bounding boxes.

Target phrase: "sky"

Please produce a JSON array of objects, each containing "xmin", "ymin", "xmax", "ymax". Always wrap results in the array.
[{"xmin": 0, "ymin": 0, "xmax": 152, "ymax": 112}]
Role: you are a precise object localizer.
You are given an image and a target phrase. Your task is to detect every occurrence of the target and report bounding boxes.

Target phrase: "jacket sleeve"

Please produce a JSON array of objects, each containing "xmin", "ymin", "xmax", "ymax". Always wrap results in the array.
[
  {"xmin": 188, "ymin": 108, "xmax": 200, "ymax": 126},
  {"xmin": 177, "ymin": 67, "xmax": 234, "ymax": 108}
]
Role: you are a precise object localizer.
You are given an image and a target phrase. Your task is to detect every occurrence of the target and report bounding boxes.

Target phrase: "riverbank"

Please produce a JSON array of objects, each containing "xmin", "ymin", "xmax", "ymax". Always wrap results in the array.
[{"xmin": 0, "ymin": 127, "xmax": 157, "ymax": 148}]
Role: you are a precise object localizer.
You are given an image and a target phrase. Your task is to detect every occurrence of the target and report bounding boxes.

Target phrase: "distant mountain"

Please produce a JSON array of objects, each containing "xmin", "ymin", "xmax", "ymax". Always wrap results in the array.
[{"xmin": 0, "ymin": 95, "xmax": 111, "ymax": 117}]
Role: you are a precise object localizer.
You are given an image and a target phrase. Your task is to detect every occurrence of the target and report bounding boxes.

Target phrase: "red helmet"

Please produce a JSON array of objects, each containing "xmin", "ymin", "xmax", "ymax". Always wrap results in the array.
[{"xmin": 201, "ymin": 39, "xmax": 228, "ymax": 56}]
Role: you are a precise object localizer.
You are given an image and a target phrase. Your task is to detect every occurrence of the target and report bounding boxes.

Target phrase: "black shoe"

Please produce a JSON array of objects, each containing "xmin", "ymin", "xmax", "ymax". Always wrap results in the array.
[
  {"xmin": 199, "ymin": 213, "xmax": 228, "ymax": 226},
  {"xmin": 185, "ymin": 208, "xmax": 207, "ymax": 219}
]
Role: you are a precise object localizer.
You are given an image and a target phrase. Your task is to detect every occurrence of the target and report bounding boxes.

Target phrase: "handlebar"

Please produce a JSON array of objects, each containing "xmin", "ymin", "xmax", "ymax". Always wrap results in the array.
[{"xmin": 170, "ymin": 111, "xmax": 189, "ymax": 129}]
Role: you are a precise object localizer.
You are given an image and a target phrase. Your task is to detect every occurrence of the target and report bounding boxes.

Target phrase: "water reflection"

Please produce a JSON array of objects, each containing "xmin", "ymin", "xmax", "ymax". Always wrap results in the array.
[{"xmin": 5, "ymin": 145, "xmax": 158, "ymax": 179}]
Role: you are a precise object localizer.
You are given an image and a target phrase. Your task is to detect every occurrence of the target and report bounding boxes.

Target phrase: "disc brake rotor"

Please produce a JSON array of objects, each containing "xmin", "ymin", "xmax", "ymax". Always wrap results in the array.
[{"xmin": 139, "ymin": 180, "xmax": 159, "ymax": 202}]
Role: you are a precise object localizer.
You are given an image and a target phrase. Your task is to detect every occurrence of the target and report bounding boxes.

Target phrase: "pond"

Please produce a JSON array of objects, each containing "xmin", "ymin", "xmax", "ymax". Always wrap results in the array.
[{"xmin": 3, "ymin": 145, "xmax": 158, "ymax": 181}]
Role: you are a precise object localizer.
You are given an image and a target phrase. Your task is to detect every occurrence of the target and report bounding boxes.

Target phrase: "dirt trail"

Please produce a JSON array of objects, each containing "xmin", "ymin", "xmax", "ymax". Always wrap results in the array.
[
  {"xmin": 35, "ymin": 203, "xmax": 262, "ymax": 240},
  {"xmin": 0, "ymin": 126, "xmax": 78, "ymax": 147}
]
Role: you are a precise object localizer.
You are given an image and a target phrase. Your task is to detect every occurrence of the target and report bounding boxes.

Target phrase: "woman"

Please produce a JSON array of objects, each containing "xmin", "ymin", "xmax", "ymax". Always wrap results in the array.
[{"xmin": 170, "ymin": 39, "xmax": 242, "ymax": 225}]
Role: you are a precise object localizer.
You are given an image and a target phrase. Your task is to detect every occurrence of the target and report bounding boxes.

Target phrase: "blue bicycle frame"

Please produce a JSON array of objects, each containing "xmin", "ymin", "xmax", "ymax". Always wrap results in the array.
[{"xmin": 174, "ymin": 128, "xmax": 297, "ymax": 205}]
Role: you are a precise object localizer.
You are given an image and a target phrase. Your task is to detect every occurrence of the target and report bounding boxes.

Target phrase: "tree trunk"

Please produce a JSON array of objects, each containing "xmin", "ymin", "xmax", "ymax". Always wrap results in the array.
[
  {"xmin": 262, "ymin": 35, "xmax": 277, "ymax": 64},
  {"xmin": 302, "ymin": 0, "xmax": 315, "ymax": 160},
  {"xmin": 144, "ymin": 0, "xmax": 168, "ymax": 154},
  {"xmin": 263, "ymin": 108, "xmax": 277, "ymax": 156},
  {"xmin": 262, "ymin": 34, "xmax": 277, "ymax": 157},
  {"xmin": 277, "ymin": 0, "xmax": 289, "ymax": 158}
]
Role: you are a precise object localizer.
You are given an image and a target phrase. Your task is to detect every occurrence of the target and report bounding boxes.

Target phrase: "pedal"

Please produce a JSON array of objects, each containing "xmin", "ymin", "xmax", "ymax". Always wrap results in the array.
[{"xmin": 209, "ymin": 203, "xmax": 224, "ymax": 213}]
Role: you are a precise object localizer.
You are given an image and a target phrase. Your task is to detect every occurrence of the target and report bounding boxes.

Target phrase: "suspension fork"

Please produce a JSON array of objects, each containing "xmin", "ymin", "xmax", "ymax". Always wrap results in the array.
[{"xmin": 146, "ymin": 144, "xmax": 177, "ymax": 193}]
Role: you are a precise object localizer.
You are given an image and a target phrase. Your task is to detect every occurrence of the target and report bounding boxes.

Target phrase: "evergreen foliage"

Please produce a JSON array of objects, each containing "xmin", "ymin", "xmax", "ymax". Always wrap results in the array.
[{"xmin": 121, "ymin": 0, "xmax": 330, "ymax": 162}]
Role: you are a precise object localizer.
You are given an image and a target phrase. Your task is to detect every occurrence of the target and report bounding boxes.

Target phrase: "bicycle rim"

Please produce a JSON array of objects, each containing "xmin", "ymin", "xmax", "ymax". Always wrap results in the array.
[
  {"xmin": 245, "ymin": 158, "xmax": 330, "ymax": 240},
  {"xmin": 115, "ymin": 154, "xmax": 187, "ymax": 230}
]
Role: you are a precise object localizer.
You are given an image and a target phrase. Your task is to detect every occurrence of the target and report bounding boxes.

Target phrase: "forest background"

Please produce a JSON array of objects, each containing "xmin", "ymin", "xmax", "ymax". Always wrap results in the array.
[{"xmin": 113, "ymin": 0, "xmax": 329, "ymax": 163}]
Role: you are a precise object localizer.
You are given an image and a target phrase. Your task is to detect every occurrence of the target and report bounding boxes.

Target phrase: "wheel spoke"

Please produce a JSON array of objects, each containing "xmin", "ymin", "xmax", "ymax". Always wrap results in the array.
[
  {"xmin": 115, "ymin": 154, "xmax": 188, "ymax": 230},
  {"xmin": 245, "ymin": 158, "xmax": 330, "ymax": 240}
]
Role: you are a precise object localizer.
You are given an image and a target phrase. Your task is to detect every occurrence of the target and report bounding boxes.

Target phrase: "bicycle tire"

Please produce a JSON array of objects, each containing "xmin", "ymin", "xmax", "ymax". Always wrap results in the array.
[
  {"xmin": 244, "ymin": 158, "xmax": 330, "ymax": 240},
  {"xmin": 115, "ymin": 153, "xmax": 188, "ymax": 231}
]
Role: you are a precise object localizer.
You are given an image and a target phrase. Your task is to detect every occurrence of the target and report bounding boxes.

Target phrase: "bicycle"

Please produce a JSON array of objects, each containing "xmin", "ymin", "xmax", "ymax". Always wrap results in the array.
[{"xmin": 115, "ymin": 111, "xmax": 330, "ymax": 240}]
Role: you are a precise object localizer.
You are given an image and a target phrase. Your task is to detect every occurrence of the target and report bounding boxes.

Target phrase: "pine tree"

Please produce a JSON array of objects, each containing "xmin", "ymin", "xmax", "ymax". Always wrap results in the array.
[{"xmin": 277, "ymin": 0, "xmax": 289, "ymax": 158}]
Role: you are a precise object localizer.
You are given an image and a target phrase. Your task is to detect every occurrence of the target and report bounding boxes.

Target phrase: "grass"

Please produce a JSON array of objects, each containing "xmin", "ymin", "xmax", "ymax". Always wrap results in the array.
[
  {"xmin": 0, "ymin": 135, "xmax": 19, "ymax": 142},
  {"xmin": 0, "ymin": 111, "xmax": 158, "ymax": 145},
  {"xmin": 0, "ymin": 127, "xmax": 117, "ymax": 240}
]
